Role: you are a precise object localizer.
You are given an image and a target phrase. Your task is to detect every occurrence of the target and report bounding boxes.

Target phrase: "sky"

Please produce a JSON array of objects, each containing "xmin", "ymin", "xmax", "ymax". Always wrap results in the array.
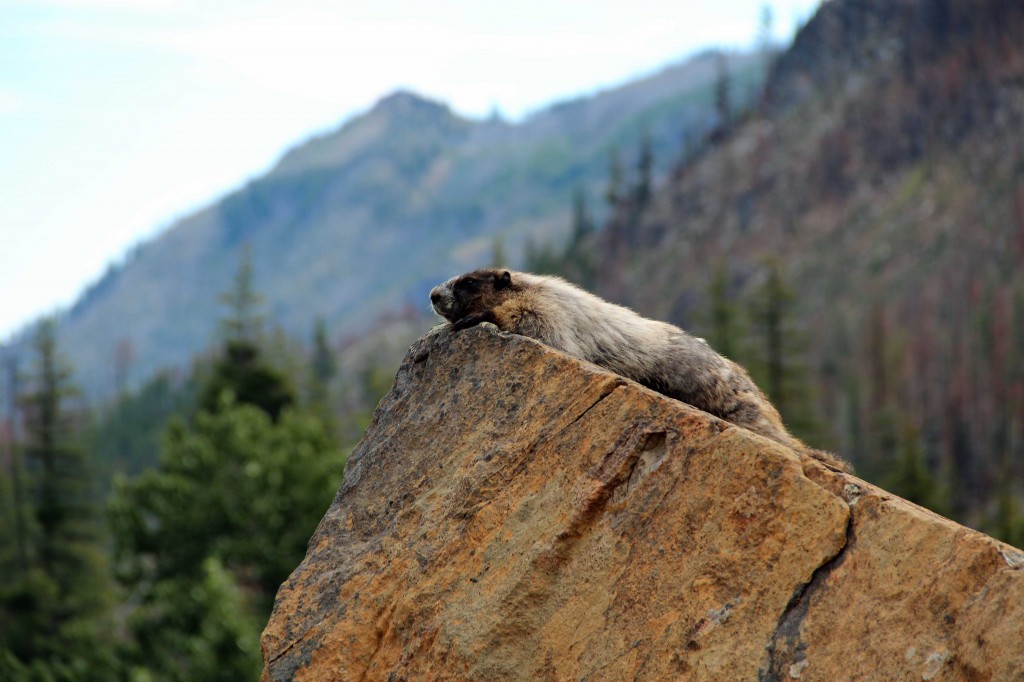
[{"xmin": 0, "ymin": 0, "xmax": 820, "ymax": 340}]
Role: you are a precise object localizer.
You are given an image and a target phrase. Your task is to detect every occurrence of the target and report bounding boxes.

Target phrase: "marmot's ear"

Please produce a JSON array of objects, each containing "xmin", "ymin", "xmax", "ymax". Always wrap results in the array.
[{"xmin": 496, "ymin": 270, "xmax": 512, "ymax": 288}]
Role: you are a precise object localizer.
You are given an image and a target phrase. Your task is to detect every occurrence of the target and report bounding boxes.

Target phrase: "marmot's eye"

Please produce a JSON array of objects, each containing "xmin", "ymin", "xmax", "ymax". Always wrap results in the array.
[{"xmin": 464, "ymin": 279, "xmax": 479, "ymax": 288}]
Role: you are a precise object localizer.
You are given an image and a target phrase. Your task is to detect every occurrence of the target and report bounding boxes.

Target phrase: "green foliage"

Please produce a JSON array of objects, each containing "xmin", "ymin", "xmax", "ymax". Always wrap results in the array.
[
  {"xmin": 307, "ymin": 317, "xmax": 338, "ymax": 417},
  {"xmin": 109, "ymin": 397, "xmax": 345, "ymax": 679},
  {"xmin": 605, "ymin": 148, "xmax": 625, "ymax": 211},
  {"xmin": 991, "ymin": 484, "xmax": 1024, "ymax": 549},
  {"xmin": 0, "ymin": 320, "xmax": 117, "ymax": 680},
  {"xmin": 745, "ymin": 262, "xmax": 825, "ymax": 445},
  {"xmin": 523, "ymin": 236, "xmax": 565, "ymax": 276},
  {"xmin": 220, "ymin": 247, "xmax": 265, "ymax": 344},
  {"xmin": 633, "ymin": 134, "xmax": 654, "ymax": 209},
  {"xmin": 571, "ymin": 188, "xmax": 595, "ymax": 244},
  {"xmin": 88, "ymin": 371, "xmax": 197, "ymax": 479},
  {"xmin": 885, "ymin": 422, "xmax": 948, "ymax": 516},
  {"xmin": 701, "ymin": 263, "xmax": 745, "ymax": 360},
  {"xmin": 490, "ymin": 236, "xmax": 508, "ymax": 269},
  {"xmin": 201, "ymin": 258, "xmax": 296, "ymax": 420},
  {"xmin": 199, "ymin": 340, "xmax": 295, "ymax": 421},
  {"xmin": 714, "ymin": 53, "xmax": 732, "ymax": 131},
  {"xmin": 118, "ymin": 557, "xmax": 262, "ymax": 682}
]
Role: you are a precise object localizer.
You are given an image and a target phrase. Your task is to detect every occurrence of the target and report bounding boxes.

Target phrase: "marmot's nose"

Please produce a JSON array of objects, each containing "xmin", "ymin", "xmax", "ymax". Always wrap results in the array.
[{"xmin": 430, "ymin": 291, "xmax": 441, "ymax": 305}]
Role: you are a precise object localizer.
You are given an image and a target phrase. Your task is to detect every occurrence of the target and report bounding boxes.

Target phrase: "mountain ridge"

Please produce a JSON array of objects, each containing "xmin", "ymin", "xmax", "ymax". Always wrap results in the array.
[{"xmin": 12, "ymin": 49, "xmax": 761, "ymax": 401}]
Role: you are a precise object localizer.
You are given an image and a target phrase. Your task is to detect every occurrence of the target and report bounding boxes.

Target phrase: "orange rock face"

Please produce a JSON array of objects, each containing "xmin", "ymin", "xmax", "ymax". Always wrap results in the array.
[{"xmin": 261, "ymin": 325, "xmax": 1024, "ymax": 681}]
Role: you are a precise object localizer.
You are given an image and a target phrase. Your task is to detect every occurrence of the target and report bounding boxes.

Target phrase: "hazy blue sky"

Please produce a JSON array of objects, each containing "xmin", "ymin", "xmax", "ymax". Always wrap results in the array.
[{"xmin": 0, "ymin": 0, "xmax": 820, "ymax": 340}]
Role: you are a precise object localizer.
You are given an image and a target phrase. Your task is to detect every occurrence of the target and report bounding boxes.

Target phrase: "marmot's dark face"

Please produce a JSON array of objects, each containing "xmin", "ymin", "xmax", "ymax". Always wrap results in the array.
[{"xmin": 430, "ymin": 269, "xmax": 514, "ymax": 323}]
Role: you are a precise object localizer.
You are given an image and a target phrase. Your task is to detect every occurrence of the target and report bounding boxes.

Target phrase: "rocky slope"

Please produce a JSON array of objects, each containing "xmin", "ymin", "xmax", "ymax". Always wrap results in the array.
[{"xmin": 261, "ymin": 325, "xmax": 1024, "ymax": 681}]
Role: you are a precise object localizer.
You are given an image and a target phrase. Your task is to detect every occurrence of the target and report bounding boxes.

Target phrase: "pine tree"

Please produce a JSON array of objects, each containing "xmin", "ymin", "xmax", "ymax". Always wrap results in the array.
[
  {"xmin": 311, "ymin": 318, "xmax": 337, "ymax": 391},
  {"xmin": 704, "ymin": 263, "xmax": 744, "ymax": 360},
  {"xmin": 3, "ymin": 356, "xmax": 28, "ymax": 573},
  {"xmin": 564, "ymin": 189, "xmax": 596, "ymax": 287},
  {"xmin": 714, "ymin": 53, "xmax": 733, "ymax": 135},
  {"xmin": 219, "ymin": 246, "xmax": 264, "ymax": 344},
  {"xmin": 746, "ymin": 262, "xmax": 822, "ymax": 444},
  {"xmin": 634, "ymin": 133, "xmax": 654, "ymax": 211},
  {"xmin": 0, "ymin": 319, "xmax": 116, "ymax": 676},
  {"xmin": 757, "ymin": 3, "xmax": 777, "ymax": 82},
  {"xmin": 201, "ymin": 252, "xmax": 295, "ymax": 420},
  {"xmin": 307, "ymin": 317, "xmax": 337, "ymax": 424},
  {"xmin": 570, "ymin": 188, "xmax": 594, "ymax": 245},
  {"xmin": 752, "ymin": 264, "xmax": 790, "ymax": 413},
  {"xmin": 490, "ymin": 236, "xmax": 508, "ymax": 269},
  {"xmin": 886, "ymin": 421, "xmax": 947, "ymax": 515},
  {"xmin": 605, "ymin": 148, "xmax": 625, "ymax": 212},
  {"xmin": 110, "ymin": 399, "xmax": 344, "ymax": 680}
]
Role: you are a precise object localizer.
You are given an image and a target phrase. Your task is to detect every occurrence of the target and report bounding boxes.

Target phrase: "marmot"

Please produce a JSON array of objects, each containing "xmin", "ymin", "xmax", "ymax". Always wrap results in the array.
[{"xmin": 430, "ymin": 269, "xmax": 849, "ymax": 472}]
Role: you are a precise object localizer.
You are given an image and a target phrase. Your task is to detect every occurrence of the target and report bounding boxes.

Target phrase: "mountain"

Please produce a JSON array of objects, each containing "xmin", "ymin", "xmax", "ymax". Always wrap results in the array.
[
  {"xmin": 27, "ymin": 49, "xmax": 763, "ymax": 400},
  {"xmin": 581, "ymin": 0, "xmax": 1024, "ymax": 522}
]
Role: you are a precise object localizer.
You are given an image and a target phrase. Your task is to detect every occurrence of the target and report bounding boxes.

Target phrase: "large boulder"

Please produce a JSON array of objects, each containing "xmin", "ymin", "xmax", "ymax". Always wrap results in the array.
[{"xmin": 261, "ymin": 325, "xmax": 1024, "ymax": 681}]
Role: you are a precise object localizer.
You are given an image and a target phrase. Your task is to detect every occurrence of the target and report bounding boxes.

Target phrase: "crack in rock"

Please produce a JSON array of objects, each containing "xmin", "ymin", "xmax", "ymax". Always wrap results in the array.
[{"xmin": 758, "ymin": 507, "xmax": 854, "ymax": 681}]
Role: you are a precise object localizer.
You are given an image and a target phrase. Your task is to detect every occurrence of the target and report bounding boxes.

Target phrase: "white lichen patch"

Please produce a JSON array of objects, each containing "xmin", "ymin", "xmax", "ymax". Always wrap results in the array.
[
  {"xmin": 921, "ymin": 650, "xmax": 948, "ymax": 680},
  {"xmin": 788, "ymin": 658, "xmax": 808, "ymax": 679}
]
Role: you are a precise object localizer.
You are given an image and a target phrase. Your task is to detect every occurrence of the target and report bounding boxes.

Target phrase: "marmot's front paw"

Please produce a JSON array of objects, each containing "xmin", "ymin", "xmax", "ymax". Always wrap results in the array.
[{"xmin": 452, "ymin": 311, "xmax": 497, "ymax": 331}]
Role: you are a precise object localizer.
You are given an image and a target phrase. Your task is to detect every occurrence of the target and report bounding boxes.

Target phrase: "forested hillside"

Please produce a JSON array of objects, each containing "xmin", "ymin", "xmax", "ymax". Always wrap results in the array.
[
  {"xmin": 565, "ymin": 0, "xmax": 1024, "ymax": 536},
  {"xmin": 26, "ymin": 50, "xmax": 762, "ymax": 402}
]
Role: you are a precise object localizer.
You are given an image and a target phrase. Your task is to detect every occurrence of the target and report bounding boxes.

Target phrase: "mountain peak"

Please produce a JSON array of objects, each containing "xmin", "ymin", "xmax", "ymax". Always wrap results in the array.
[{"xmin": 372, "ymin": 89, "xmax": 453, "ymax": 118}]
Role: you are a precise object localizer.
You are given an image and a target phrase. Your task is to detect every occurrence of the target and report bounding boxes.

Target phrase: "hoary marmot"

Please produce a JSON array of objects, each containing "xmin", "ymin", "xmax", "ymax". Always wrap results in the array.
[{"xmin": 429, "ymin": 268, "xmax": 849, "ymax": 472}]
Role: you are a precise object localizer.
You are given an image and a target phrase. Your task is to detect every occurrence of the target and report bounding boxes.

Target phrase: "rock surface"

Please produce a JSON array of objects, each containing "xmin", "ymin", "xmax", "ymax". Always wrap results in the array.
[{"xmin": 261, "ymin": 325, "xmax": 1024, "ymax": 681}]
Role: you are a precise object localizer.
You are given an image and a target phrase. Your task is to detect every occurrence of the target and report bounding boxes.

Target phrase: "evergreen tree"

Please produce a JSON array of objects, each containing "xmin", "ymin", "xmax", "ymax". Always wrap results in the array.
[
  {"xmin": 219, "ymin": 246, "xmax": 264, "ymax": 345},
  {"xmin": 757, "ymin": 3, "xmax": 777, "ymax": 83},
  {"xmin": 634, "ymin": 134, "xmax": 654, "ymax": 210},
  {"xmin": 88, "ymin": 370, "xmax": 197, "ymax": 479},
  {"xmin": 570, "ymin": 188, "xmax": 595, "ymax": 245},
  {"xmin": 310, "ymin": 318, "xmax": 337, "ymax": 392},
  {"xmin": 0, "ymin": 320, "xmax": 116, "ymax": 678},
  {"xmin": 714, "ymin": 52, "xmax": 733, "ymax": 134},
  {"xmin": 490, "ymin": 236, "xmax": 508, "ymax": 269},
  {"xmin": 703, "ymin": 263, "xmax": 744, "ymax": 360},
  {"xmin": 746, "ymin": 262, "xmax": 822, "ymax": 443},
  {"xmin": 992, "ymin": 480, "xmax": 1024, "ymax": 549},
  {"xmin": 200, "ymin": 252, "xmax": 295, "ymax": 420},
  {"xmin": 109, "ymin": 398, "xmax": 344, "ymax": 681},
  {"xmin": 563, "ymin": 189, "xmax": 596, "ymax": 287},
  {"xmin": 522, "ymin": 235, "xmax": 562, "ymax": 275},
  {"xmin": 3, "ymin": 356, "xmax": 28, "ymax": 574},
  {"xmin": 886, "ymin": 422, "xmax": 947, "ymax": 515},
  {"xmin": 200, "ymin": 341, "xmax": 295, "ymax": 421},
  {"xmin": 307, "ymin": 317, "xmax": 337, "ymax": 424},
  {"xmin": 605, "ymin": 148, "xmax": 625, "ymax": 212},
  {"xmin": 751, "ymin": 264, "xmax": 790, "ymax": 413}
]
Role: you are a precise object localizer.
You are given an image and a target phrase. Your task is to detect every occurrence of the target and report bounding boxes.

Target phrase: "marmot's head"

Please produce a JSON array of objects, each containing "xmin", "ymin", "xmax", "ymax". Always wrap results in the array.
[{"xmin": 430, "ymin": 269, "xmax": 516, "ymax": 323}]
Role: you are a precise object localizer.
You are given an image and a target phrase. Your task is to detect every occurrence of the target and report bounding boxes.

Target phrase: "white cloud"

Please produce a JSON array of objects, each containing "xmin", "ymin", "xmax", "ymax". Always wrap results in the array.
[{"xmin": 159, "ymin": 8, "xmax": 717, "ymax": 119}]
